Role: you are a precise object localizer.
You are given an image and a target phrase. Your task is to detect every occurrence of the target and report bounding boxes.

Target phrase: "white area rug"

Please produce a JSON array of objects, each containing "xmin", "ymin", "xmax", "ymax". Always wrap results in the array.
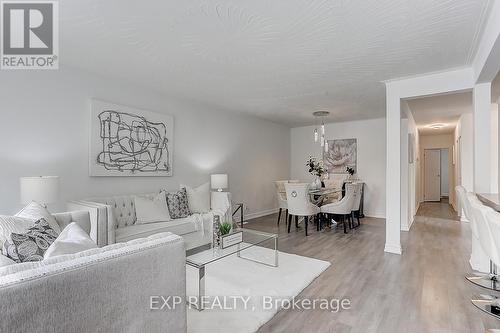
[{"xmin": 186, "ymin": 246, "xmax": 331, "ymax": 333}]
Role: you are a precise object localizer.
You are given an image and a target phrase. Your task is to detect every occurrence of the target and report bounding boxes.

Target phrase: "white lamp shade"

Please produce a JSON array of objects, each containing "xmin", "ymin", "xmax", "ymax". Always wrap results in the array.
[
  {"xmin": 211, "ymin": 174, "xmax": 228, "ymax": 191},
  {"xmin": 20, "ymin": 176, "xmax": 59, "ymax": 205}
]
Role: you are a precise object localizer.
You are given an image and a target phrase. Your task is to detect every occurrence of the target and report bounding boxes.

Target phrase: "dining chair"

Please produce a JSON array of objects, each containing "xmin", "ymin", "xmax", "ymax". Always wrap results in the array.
[
  {"xmin": 274, "ymin": 180, "xmax": 289, "ymax": 226},
  {"xmin": 284, "ymin": 183, "xmax": 320, "ymax": 236},
  {"xmin": 350, "ymin": 183, "xmax": 363, "ymax": 228},
  {"xmin": 320, "ymin": 184, "xmax": 356, "ymax": 233}
]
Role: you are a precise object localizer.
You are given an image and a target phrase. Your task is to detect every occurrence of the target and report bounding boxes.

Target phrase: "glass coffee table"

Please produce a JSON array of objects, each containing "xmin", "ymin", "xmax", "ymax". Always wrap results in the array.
[{"xmin": 186, "ymin": 228, "xmax": 278, "ymax": 311}]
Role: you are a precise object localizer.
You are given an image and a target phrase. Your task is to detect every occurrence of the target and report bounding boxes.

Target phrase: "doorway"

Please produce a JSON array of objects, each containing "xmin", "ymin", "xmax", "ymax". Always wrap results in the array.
[
  {"xmin": 424, "ymin": 148, "xmax": 449, "ymax": 201},
  {"xmin": 424, "ymin": 149, "xmax": 441, "ymax": 201}
]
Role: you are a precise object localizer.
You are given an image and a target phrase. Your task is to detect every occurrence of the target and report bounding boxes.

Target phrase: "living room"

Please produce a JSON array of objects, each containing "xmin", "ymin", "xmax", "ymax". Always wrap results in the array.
[{"xmin": 1, "ymin": 1, "xmax": 500, "ymax": 332}]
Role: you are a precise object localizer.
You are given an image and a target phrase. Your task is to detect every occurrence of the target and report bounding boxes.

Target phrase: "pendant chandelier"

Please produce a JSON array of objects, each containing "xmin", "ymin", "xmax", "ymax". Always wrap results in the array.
[{"xmin": 313, "ymin": 111, "xmax": 330, "ymax": 152}]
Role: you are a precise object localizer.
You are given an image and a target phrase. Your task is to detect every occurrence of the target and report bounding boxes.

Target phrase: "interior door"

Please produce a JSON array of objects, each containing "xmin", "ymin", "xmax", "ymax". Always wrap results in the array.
[{"xmin": 424, "ymin": 149, "xmax": 441, "ymax": 201}]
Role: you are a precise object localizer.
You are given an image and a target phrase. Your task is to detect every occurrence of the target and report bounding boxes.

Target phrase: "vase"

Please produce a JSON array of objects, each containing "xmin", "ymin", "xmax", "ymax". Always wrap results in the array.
[{"xmin": 312, "ymin": 176, "xmax": 322, "ymax": 190}]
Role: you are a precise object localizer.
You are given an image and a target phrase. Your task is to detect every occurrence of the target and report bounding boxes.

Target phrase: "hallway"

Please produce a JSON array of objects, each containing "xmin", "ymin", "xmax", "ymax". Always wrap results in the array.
[{"xmin": 416, "ymin": 198, "xmax": 460, "ymax": 221}]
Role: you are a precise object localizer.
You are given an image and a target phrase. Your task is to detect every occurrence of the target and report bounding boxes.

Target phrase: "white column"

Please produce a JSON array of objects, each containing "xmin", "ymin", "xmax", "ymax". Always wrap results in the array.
[
  {"xmin": 473, "ymin": 82, "xmax": 492, "ymax": 193},
  {"xmin": 385, "ymin": 88, "xmax": 402, "ymax": 254}
]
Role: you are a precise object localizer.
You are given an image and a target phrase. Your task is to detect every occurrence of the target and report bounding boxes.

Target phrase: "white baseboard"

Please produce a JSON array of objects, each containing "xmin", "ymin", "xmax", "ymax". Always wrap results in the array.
[
  {"xmin": 384, "ymin": 243, "xmax": 402, "ymax": 255},
  {"xmin": 234, "ymin": 208, "xmax": 386, "ymax": 222},
  {"xmin": 232, "ymin": 208, "xmax": 279, "ymax": 223},
  {"xmin": 364, "ymin": 213, "xmax": 386, "ymax": 219}
]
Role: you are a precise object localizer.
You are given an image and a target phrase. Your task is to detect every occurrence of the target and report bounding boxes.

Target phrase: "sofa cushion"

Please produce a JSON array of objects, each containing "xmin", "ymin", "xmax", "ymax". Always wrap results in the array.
[
  {"xmin": 134, "ymin": 192, "xmax": 171, "ymax": 224},
  {"xmin": 115, "ymin": 217, "xmax": 198, "ymax": 243},
  {"xmin": 44, "ymin": 223, "xmax": 97, "ymax": 259},
  {"xmin": 181, "ymin": 183, "xmax": 210, "ymax": 214},
  {"xmin": 165, "ymin": 188, "xmax": 191, "ymax": 219},
  {"xmin": 16, "ymin": 201, "xmax": 61, "ymax": 234}
]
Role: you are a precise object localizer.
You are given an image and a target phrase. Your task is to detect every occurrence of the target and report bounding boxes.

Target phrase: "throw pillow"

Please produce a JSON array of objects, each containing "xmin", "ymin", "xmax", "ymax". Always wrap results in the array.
[
  {"xmin": 0, "ymin": 215, "xmax": 35, "ymax": 249},
  {"xmin": 180, "ymin": 182, "xmax": 210, "ymax": 214},
  {"xmin": 15, "ymin": 201, "xmax": 61, "ymax": 234},
  {"xmin": 2, "ymin": 240, "xmax": 20, "ymax": 263},
  {"xmin": 44, "ymin": 222, "xmax": 97, "ymax": 259},
  {"xmin": 134, "ymin": 192, "xmax": 171, "ymax": 224},
  {"xmin": 165, "ymin": 188, "xmax": 191, "ymax": 219},
  {"xmin": 11, "ymin": 218, "xmax": 58, "ymax": 262}
]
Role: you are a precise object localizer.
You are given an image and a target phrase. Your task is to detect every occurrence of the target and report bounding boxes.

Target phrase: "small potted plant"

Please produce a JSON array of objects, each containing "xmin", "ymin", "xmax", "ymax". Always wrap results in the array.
[
  {"xmin": 219, "ymin": 222, "xmax": 232, "ymax": 235},
  {"xmin": 306, "ymin": 156, "xmax": 327, "ymax": 189},
  {"xmin": 346, "ymin": 166, "xmax": 355, "ymax": 180}
]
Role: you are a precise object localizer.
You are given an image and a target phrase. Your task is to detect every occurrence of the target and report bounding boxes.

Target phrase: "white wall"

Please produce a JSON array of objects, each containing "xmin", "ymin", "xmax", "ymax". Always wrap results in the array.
[
  {"xmin": 290, "ymin": 118, "xmax": 386, "ymax": 218},
  {"xmin": 456, "ymin": 113, "xmax": 474, "ymax": 192},
  {"xmin": 492, "ymin": 103, "xmax": 499, "ymax": 193},
  {"xmin": 440, "ymin": 149, "xmax": 449, "ymax": 196},
  {"xmin": 401, "ymin": 102, "xmax": 419, "ymax": 231},
  {"xmin": 0, "ymin": 68, "xmax": 291, "ymax": 216}
]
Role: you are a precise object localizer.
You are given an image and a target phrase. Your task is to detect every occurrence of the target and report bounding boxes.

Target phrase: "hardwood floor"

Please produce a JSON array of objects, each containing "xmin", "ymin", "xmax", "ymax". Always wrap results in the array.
[{"xmin": 242, "ymin": 201, "xmax": 499, "ymax": 333}]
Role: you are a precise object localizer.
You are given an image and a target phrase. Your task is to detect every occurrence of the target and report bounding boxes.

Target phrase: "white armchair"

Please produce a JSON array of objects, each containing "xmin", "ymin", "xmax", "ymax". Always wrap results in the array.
[
  {"xmin": 320, "ymin": 183, "xmax": 356, "ymax": 233},
  {"xmin": 284, "ymin": 183, "xmax": 320, "ymax": 236}
]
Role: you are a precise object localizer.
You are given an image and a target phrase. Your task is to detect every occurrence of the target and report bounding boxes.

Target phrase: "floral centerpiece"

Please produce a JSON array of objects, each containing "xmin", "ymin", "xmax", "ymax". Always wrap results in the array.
[{"xmin": 306, "ymin": 156, "xmax": 327, "ymax": 189}]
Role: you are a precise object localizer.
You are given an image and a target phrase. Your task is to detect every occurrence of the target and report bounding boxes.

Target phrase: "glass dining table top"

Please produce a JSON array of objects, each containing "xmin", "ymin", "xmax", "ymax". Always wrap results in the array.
[{"xmin": 308, "ymin": 188, "xmax": 342, "ymax": 196}]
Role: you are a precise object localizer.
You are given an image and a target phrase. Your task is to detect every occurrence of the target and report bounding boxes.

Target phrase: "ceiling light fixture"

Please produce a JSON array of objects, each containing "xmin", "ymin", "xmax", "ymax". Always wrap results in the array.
[
  {"xmin": 313, "ymin": 111, "xmax": 330, "ymax": 152},
  {"xmin": 428, "ymin": 123, "xmax": 446, "ymax": 129}
]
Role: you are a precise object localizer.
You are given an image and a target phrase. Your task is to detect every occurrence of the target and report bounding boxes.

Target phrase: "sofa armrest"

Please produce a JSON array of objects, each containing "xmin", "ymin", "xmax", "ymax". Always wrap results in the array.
[
  {"xmin": 67, "ymin": 201, "xmax": 112, "ymax": 246},
  {"xmin": 52, "ymin": 210, "xmax": 91, "ymax": 236}
]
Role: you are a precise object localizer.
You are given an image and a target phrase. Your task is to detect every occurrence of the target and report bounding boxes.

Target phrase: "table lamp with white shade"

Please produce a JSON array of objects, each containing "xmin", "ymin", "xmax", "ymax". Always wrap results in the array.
[
  {"xmin": 20, "ymin": 176, "xmax": 59, "ymax": 207},
  {"xmin": 211, "ymin": 174, "xmax": 228, "ymax": 192}
]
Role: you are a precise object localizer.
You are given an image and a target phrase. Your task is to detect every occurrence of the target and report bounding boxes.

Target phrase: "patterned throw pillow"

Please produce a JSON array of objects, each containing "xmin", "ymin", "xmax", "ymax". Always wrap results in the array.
[
  {"xmin": 10, "ymin": 218, "xmax": 58, "ymax": 262},
  {"xmin": 165, "ymin": 188, "xmax": 192, "ymax": 219},
  {"xmin": 3, "ymin": 240, "xmax": 21, "ymax": 263}
]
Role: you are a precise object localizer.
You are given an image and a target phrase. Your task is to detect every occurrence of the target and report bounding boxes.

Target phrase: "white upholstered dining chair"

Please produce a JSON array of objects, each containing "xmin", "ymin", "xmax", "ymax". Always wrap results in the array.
[
  {"xmin": 320, "ymin": 183, "xmax": 356, "ymax": 233},
  {"xmin": 350, "ymin": 183, "xmax": 363, "ymax": 228},
  {"xmin": 274, "ymin": 180, "xmax": 289, "ymax": 226},
  {"xmin": 284, "ymin": 183, "xmax": 320, "ymax": 236}
]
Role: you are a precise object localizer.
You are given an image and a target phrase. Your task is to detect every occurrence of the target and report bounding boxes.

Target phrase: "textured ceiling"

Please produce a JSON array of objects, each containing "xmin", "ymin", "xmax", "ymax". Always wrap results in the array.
[
  {"xmin": 407, "ymin": 92, "xmax": 472, "ymax": 135},
  {"xmin": 60, "ymin": 0, "xmax": 491, "ymax": 126}
]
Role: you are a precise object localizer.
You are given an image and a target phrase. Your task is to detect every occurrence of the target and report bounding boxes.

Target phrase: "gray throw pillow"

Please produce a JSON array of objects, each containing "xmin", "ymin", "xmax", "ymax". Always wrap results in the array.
[
  {"xmin": 165, "ymin": 188, "xmax": 191, "ymax": 219},
  {"xmin": 11, "ymin": 218, "xmax": 58, "ymax": 262}
]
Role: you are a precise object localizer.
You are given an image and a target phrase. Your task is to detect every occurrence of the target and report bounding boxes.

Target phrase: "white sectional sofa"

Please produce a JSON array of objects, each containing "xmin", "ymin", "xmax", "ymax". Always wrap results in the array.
[
  {"xmin": 0, "ymin": 210, "xmax": 187, "ymax": 333},
  {"xmin": 69, "ymin": 192, "xmax": 230, "ymax": 249}
]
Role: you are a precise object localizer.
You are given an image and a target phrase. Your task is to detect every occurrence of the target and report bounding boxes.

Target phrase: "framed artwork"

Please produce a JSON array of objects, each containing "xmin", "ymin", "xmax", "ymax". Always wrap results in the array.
[
  {"xmin": 89, "ymin": 99, "xmax": 174, "ymax": 176},
  {"xmin": 323, "ymin": 138, "xmax": 357, "ymax": 174},
  {"xmin": 408, "ymin": 133, "xmax": 415, "ymax": 164}
]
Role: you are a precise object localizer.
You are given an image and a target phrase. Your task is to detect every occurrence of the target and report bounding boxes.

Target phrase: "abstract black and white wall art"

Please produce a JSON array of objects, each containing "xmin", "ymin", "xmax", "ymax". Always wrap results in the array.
[
  {"xmin": 90, "ymin": 100, "xmax": 173, "ymax": 176},
  {"xmin": 323, "ymin": 138, "xmax": 357, "ymax": 174}
]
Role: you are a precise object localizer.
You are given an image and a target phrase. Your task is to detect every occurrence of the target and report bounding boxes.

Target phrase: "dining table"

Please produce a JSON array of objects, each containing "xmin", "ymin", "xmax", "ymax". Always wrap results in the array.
[{"xmin": 308, "ymin": 187, "xmax": 342, "ymax": 204}]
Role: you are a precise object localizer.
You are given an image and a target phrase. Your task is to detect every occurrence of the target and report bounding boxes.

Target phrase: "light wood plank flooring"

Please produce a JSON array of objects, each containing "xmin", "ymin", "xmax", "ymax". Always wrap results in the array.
[{"xmin": 241, "ymin": 201, "xmax": 499, "ymax": 333}]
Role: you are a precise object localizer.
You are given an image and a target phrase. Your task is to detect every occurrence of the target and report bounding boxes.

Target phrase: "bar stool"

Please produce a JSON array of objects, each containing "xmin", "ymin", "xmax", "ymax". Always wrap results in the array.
[
  {"xmin": 466, "ymin": 196, "xmax": 500, "ymax": 290},
  {"xmin": 469, "ymin": 204, "xmax": 500, "ymax": 319}
]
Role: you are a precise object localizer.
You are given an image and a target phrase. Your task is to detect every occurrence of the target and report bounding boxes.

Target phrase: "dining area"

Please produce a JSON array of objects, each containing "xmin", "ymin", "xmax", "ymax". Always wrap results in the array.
[{"xmin": 274, "ymin": 179, "xmax": 365, "ymax": 236}]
